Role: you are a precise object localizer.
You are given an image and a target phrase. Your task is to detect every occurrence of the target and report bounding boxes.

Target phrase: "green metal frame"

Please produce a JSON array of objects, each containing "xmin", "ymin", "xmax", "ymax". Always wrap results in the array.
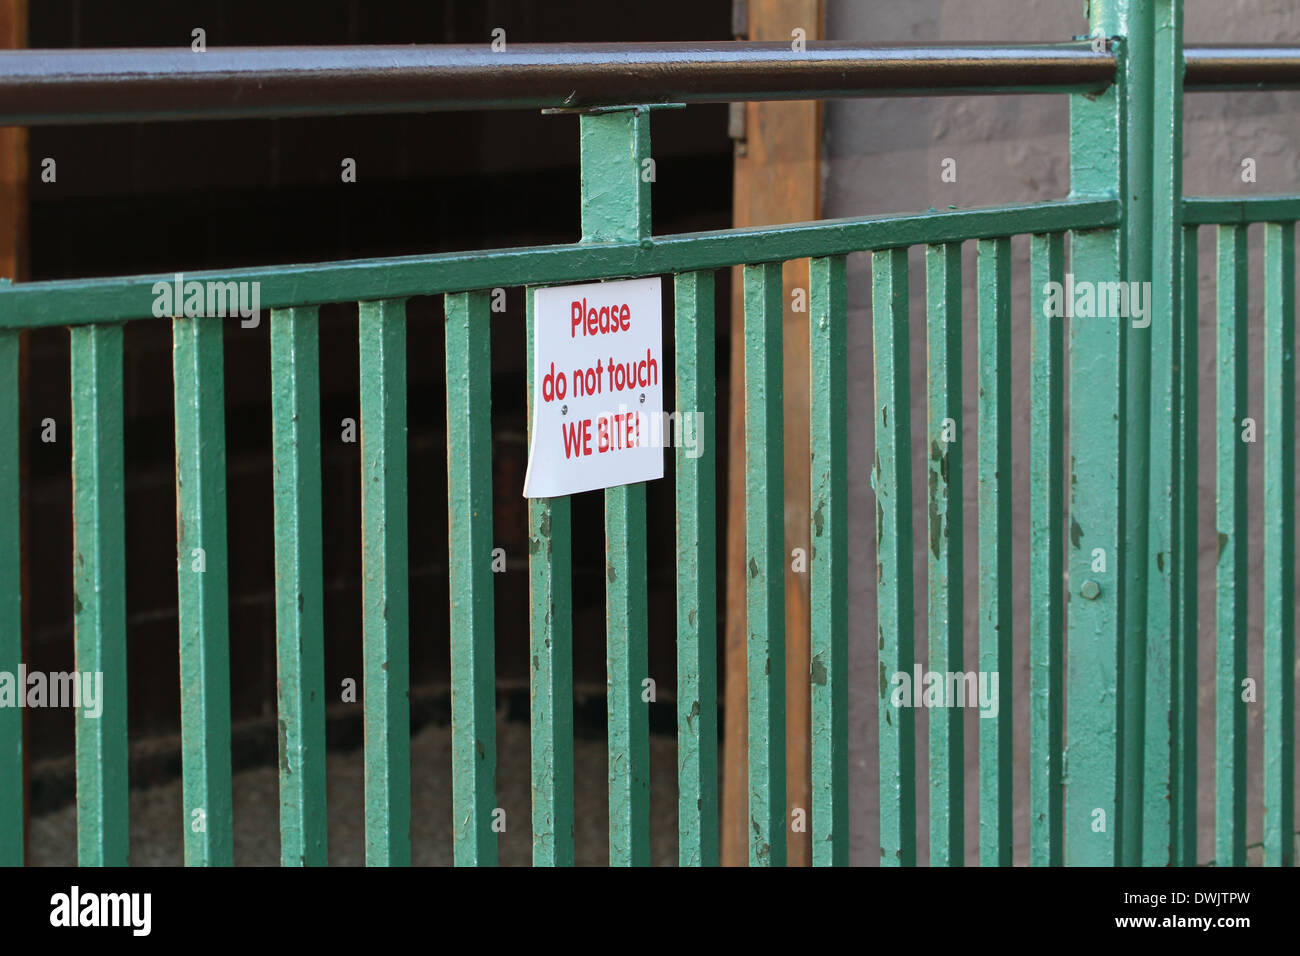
[{"xmin": 1, "ymin": 0, "xmax": 1296, "ymax": 868}]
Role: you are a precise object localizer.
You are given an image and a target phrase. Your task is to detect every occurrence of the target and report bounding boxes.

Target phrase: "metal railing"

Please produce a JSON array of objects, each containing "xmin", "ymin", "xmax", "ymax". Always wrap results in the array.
[{"xmin": 0, "ymin": 0, "xmax": 1297, "ymax": 867}]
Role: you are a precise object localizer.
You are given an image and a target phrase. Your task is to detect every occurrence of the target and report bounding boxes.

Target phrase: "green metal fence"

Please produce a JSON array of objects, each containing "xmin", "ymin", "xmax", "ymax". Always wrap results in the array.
[{"xmin": 0, "ymin": 0, "xmax": 1297, "ymax": 866}]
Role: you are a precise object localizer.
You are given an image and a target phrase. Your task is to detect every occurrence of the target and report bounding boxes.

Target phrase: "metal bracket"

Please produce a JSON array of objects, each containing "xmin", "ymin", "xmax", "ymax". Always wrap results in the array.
[{"xmin": 541, "ymin": 102, "xmax": 685, "ymax": 116}]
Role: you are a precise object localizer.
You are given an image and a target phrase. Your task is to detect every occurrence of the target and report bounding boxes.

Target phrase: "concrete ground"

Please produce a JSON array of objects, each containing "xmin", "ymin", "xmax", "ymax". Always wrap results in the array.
[{"xmin": 29, "ymin": 715, "xmax": 689, "ymax": 866}]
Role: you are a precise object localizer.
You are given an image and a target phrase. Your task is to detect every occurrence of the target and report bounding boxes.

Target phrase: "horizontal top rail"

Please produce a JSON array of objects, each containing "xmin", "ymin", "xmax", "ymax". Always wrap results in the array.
[
  {"xmin": 1182, "ymin": 194, "xmax": 1300, "ymax": 224},
  {"xmin": 1, "ymin": 43, "xmax": 1294, "ymax": 127},
  {"xmin": 1184, "ymin": 45, "xmax": 1300, "ymax": 91},
  {"xmin": 0, "ymin": 42, "xmax": 1118, "ymax": 124},
  {"xmin": 0, "ymin": 197, "xmax": 1118, "ymax": 327}
]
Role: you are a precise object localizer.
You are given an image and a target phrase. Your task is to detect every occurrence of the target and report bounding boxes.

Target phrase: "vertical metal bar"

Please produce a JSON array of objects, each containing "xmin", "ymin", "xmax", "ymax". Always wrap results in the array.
[
  {"xmin": 0, "ymin": 330, "xmax": 17, "ymax": 866},
  {"xmin": 1142, "ymin": 0, "xmax": 1183, "ymax": 867},
  {"xmin": 70, "ymin": 323, "xmax": 129, "ymax": 866},
  {"xmin": 606, "ymin": 475, "xmax": 650, "ymax": 866},
  {"xmin": 1262, "ymin": 221, "xmax": 1295, "ymax": 867},
  {"xmin": 579, "ymin": 108, "xmax": 652, "ymax": 866},
  {"xmin": 1029, "ymin": 232, "xmax": 1065, "ymax": 867},
  {"xmin": 924, "ymin": 242, "xmax": 962, "ymax": 867},
  {"xmin": 977, "ymin": 236, "xmax": 1012, "ymax": 866},
  {"xmin": 872, "ymin": 246, "xmax": 915, "ymax": 867},
  {"xmin": 809, "ymin": 255, "xmax": 848, "ymax": 867},
  {"xmin": 527, "ymin": 288, "xmax": 575, "ymax": 867},
  {"xmin": 1171, "ymin": 225, "xmax": 1199, "ymax": 866},
  {"xmin": 1215, "ymin": 223, "xmax": 1248, "ymax": 868},
  {"xmin": 1119, "ymin": 0, "xmax": 1156, "ymax": 869},
  {"xmin": 359, "ymin": 298, "xmax": 411, "ymax": 867},
  {"xmin": 744, "ymin": 259, "xmax": 786, "ymax": 867},
  {"xmin": 270, "ymin": 306, "xmax": 328, "ymax": 867},
  {"xmin": 1144, "ymin": 0, "xmax": 1185, "ymax": 868},
  {"xmin": 446, "ymin": 290, "xmax": 498, "ymax": 867},
  {"xmin": 172, "ymin": 314, "xmax": 234, "ymax": 866},
  {"xmin": 1065, "ymin": 1, "xmax": 1128, "ymax": 866},
  {"xmin": 674, "ymin": 269, "xmax": 719, "ymax": 867}
]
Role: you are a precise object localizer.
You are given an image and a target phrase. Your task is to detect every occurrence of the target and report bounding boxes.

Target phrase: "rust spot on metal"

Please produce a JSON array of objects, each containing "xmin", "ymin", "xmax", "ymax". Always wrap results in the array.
[
  {"xmin": 813, "ymin": 501, "xmax": 825, "ymax": 537},
  {"xmin": 811, "ymin": 656, "xmax": 827, "ymax": 686},
  {"xmin": 278, "ymin": 719, "xmax": 290, "ymax": 774},
  {"xmin": 928, "ymin": 448, "xmax": 942, "ymax": 561},
  {"xmin": 749, "ymin": 557, "xmax": 759, "ymax": 579},
  {"xmin": 1070, "ymin": 517, "xmax": 1083, "ymax": 549},
  {"xmin": 607, "ymin": 560, "xmax": 617, "ymax": 583},
  {"xmin": 1217, "ymin": 530, "xmax": 1228, "ymax": 564}
]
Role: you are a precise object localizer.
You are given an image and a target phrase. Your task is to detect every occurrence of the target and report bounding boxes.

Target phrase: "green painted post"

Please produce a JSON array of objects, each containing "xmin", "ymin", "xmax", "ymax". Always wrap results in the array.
[
  {"xmin": 445, "ymin": 290, "xmax": 498, "ymax": 866},
  {"xmin": 1262, "ymin": 221, "xmax": 1295, "ymax": 867},
  {"xmin": 526, "ymin": 289, "xmax": 575, "ymax": 867},
  {"xmin": 977, "ymin": 237, "xmax": 1012, "ymax": 867},
  {"xmin": 1065, "ymin": 0, "xmax": 1128, "ymax": 866},
  {"xmin": 744, "ymin": 260, "xmax": 786, "ymax": 867},
  {"xmin": 70, "ymin": 323, "xmax": 129, "ymax": 866},
  {"xmin": 270, "ymin": 306, "xmax": 329, "ymax": 867},
  {"xmin": 1215, "ymin": 224, "xmax": 1248, "ymax": 867},
  {"xmin": 172, "ymin": 314, "xmax": 234, "ymax": 866},
  {"xmin": 872, "ymin": 246, "xmax": 915, "ymax": 867},
  {"xmin": 924, "ymin": 243, "xmax": 963, "ymax": 867},
  {"xmin": 1142, "ymin": 0, "xmax": 1183, "ymax": 868},
  {"xmin": 579, "ymin": 107, "xmax": 652, "ymax": 866},
  {"xmin": 1117, "ymin": 0, "xmax": 1155, "ymax": 870},
  {"xmin": 1029, "ymin": 232, "xmax": 1065, "ymax": 867},
  {"xmin": 359, "ymin": 298, "xmax": 411, "ymax": 867},
  {"xmin": 810, "ymin": 255, "xmax": 848, "ymax": 867},
  {"xmin": 1171, "ymin": 225, "xmax": 1199, "ymax": 866},
  {"xmin": 0, "ymin": 330, "xmax": 18, "ymax": 866},
  {"xmin": 674, "ymin": 270, "xmax": 719, "ymax": 867}
]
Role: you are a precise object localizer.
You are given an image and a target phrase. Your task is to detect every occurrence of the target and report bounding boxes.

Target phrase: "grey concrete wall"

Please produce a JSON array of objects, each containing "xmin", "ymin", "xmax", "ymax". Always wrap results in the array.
[{"xmin": 825, "ymin": 0, "xmax": 1300, "ymax": 865}]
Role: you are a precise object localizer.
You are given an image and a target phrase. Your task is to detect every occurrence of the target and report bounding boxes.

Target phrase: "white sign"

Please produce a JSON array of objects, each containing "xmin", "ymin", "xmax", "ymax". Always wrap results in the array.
[{"xmin": 523, "ymin": 277, "xmax": 664, "ymax": 498}]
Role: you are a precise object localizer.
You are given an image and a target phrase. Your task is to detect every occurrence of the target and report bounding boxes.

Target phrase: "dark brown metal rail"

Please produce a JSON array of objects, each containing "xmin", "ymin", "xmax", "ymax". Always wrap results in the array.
[
  {"xmin": 1184, "ymin": 44, "xmax": 1300, "ymax": 90},
  {"xmin": 0, "ymin": 42, "xmax": 1295, "ymax": 126},
  {"xmin": 0, "ymin": 42, "xmax": 1114, "ymax": 125}
]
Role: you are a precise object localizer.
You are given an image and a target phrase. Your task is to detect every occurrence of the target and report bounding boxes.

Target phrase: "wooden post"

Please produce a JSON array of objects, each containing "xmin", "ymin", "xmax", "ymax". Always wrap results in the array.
[{"xmin": 723, "ymin": 0, "xmax": 822, "ymax": 867}]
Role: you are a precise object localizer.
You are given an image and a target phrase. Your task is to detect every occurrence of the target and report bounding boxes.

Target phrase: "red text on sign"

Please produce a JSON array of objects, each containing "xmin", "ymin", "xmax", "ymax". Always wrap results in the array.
[
  {"xmin": 571, "ymin": 298, "xmax": 632, "ymax": 338},
  {"xmin": 598, "ymin": 411, "xmax": 640, "ymax": 453}
]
